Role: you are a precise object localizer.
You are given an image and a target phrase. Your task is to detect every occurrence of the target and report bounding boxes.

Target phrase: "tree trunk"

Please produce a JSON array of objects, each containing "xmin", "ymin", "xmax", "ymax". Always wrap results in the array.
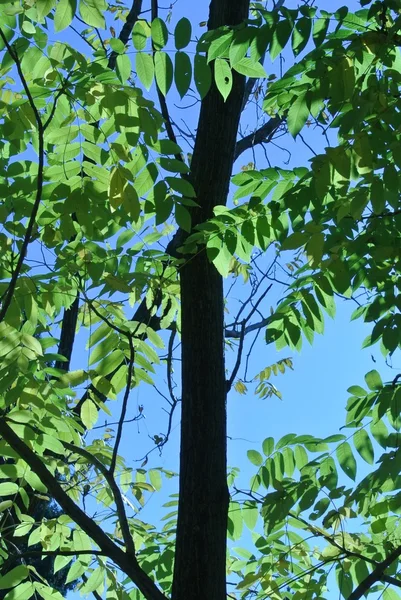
[{"xmin": 172, "ymin": 2, "xmax": 250, "ymax": 599}]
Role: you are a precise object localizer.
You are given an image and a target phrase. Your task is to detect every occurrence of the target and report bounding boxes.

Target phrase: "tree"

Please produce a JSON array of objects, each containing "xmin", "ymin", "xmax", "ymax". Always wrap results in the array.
[{"xmin": 0, "ymin": 1, "xmax": 401, "ymax": 600}]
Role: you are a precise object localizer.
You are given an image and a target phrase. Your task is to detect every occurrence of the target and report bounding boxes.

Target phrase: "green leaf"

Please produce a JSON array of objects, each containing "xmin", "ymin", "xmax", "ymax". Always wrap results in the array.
[
  {"xmin": 175, "ymin": 17, "xmax": 191, "ymax": 50},
  {"xmin": 214, "ymin": 58, "xmax": 232, "ymax": 101},
  {"xmin": 336, "ymin": 442, "xmax": 357, "ymax": 481},
  {"xmin": 151, "ymin": 17, "xmax": 168, "ymax": 50},
  {"xmin": 110, "ymin": 38, "xmax": 125, "ymax": 54},
  {"xmin": 97, "ymin": 349, "xmax": 125, "ymax": 377},
  {"xmin": 233, "ymin": 58, "xmax": 267, "ymax": 78},
  {"xmin": 175, "ymin": 204, "xmax": 191, "ymax": 233},
  {"xmin": 136, "ymin": 52, "xmax": 154, "ymax": 91},
  {"xmin": 22, "ymin": 21, "xmax": 36, "ymax": 35},
  {"xmin": 383, "ymin": 589, "xmax": 401, "ymax": 600},
  {"xmin": 54, "ymin": 0, "xmax": 75, "ymax": 31},
  {"xmin": 34, "ymin": 584, "xmax": 64, "ymax": 600},
  {"xmin": 292, "ymin": 16, "xmax": 311, "ymax": 56},
  {"xmin": 116, "ymin": 54, "xmax": 131, "ymax": 84},
  {"xmin": 194, "ymin": 54, "xmax": 212, "ymax": 99},
  {"xmin": 242, "ymin": 500, "xmax": 258, "ymax": 530},
  {"xmin": 353, "ymin": 429, "xmax": 374, "ymax": 465},
  {"xmin": 0, "ymin": 482, "xmax": 19, "ymax": 495},
  {"xmin": 228, "ymin": 501, "xmax": 243, "ymax": 540},
  {"xmin": 81, "ymin": 399, "xmax": 98, "ymax": 430},
  {"xmin": 270, "ymin": 18, "xmax": 293, "ymax": 61},
  {"xmin": 3, "ymin": 583, "xmax": 34, "ymax": 600},
  {"xmin": 262, "ymin": 437, "xmax": 274, "ymax": 456},
  {"xmin": 208, "ymin": 31, "xmax": 233, "ymax": 62},
  {"xmin": 229, "ymin": 28, "xmax": 252, "ymax": 66},
  {"xmin": 166, "ymin": 177, "xmax": 195, "ymax": 197},
  {"xmin": 154, "ymin": 51, "xmax": 173, "ymax": 96},
  {"xmin": 287, "ymin": 93, "xmax": 309, "ymax": 138},
  {"xmin": 149, "ymin": 469, "xmax": 162, "ymax": 491},
  {"xmin": 25, "ymin": 470, "xmax": 47, "ymax": 493},
  {"xmin": 247, "ymin": 449, "xmax": 263, "ymax": 466},
  {"xmin": 79, "ymin": 0, "xmax": 106, "ymax": 28},
  {"xmin": 36, "ymin": 0, "xmax": 55, "ymax": 20},
  {"xmin": 81, "ymin": 567, "xmax": 104, "ymax": 595},
  {"xmin": 313, "ymin": 16, "xmax": 329, "ymax": 47},
  {"xmin": 175, "ymin": 51, "xmax": 192, "ymax": 98},
  {"xmin": 364, "ymin": 369, "xmax": 382, "ymax": 391},
  {"xmin": 133, "ymin": 20, "xmax": 150, "ymax": 50},
  {"xmin": 0, "ymin": 567, "xmax": 29, "ymax": 590}
]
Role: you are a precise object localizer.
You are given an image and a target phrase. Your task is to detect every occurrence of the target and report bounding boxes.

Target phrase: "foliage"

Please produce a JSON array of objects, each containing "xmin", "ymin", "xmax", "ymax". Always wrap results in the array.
[{"xmin": 0, "ymin": 0, "xmax": 401, "ymax": 600}]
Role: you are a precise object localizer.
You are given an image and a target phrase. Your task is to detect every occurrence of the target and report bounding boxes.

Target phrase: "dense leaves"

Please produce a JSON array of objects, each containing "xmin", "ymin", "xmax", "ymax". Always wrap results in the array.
[{"xmin": 0, "ymin": 1, "xmax": 401, "ymax": 600}]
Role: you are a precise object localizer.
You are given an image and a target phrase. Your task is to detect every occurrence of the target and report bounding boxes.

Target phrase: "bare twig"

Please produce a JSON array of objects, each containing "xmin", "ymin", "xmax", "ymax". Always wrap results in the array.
[
  {"xmin": 226, "ymin": 320, "xmax": 246, "ymax": 391},
  {"xmin": 109, "ymin": 336, "xmax": 135, "ymax": 475},
  {"xmin": 166, "ymin": 329, "xmax": 177, "ymax": 405}
]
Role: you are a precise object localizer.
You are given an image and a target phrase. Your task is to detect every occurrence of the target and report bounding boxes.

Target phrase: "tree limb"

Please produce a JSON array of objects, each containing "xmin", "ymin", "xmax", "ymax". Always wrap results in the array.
[
  {"xmin": 234, "ymin": 116, "xmax": 284, "ymax": 161},
  {"xmin": 0, "ymin": 418, "xmax": 168, "ymax": 600},
  {"xmin": 348, "ymin": 545, "xmax": 401, "ymax": 600}
]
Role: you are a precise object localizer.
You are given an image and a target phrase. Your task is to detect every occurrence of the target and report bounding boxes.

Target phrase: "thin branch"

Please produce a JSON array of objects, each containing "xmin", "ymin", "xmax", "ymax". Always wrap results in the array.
[
  {"xmin": 166, "ymin": 329, "xmax": 177, "ymax": 405},
  {"xmin": 0, "ymin": 418, "xmax": 168, "ymax": 600},
  {"xmin": 92, "ymin": 413, "xmax": 144, "ymax": 430},
  {"xmin": 0, "ymin": 32, "xmax": 45, "ymax": 324},
  {"xmin": 226, "ymin": 320, "xmax": 246, "ymax": 391},
  {"xmin": 382, "ymin": 575, "xmax": 401, "ymax": 589},
  {"xmin": 109, "ymin": 336, "xmax": 135, "ymax": 475}
]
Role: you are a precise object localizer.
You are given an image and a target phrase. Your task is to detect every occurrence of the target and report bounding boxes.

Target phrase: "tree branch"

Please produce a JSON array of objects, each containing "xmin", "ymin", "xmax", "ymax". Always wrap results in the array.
[
  {"xmin": 0, "ymin": 418, "xmax": 168, "ymax": 600},
  {"xmin": 349, "ymin": 545, "xmax": 401, "ymax": 600},
  {"xmin": 234, "ymin": 116, "xmax": 284, "ymax": 161},
  {"xmin": 63, "ymin": 441, "xmax": 135, "ymax": 558},
  {"xmin": 109, "ymin": 336, "xmax": 135, "ymax": 475},
  {"xmin": 226, "ymin": 320, "xmax": 246, "ymax": 391},
  {"xmin": 0, "ymin": 31, "xmax": 45, "ymax": 324}
]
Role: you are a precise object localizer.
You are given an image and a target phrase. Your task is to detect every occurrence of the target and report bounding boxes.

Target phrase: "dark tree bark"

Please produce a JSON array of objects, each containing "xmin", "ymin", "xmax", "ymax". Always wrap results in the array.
[{"xmin": 171, "ymin": 2, "xmax": 250, "ymax": 600}]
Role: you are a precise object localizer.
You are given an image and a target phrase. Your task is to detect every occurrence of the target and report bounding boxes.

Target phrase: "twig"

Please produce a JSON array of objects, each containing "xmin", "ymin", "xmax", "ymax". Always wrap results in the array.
[
  {"xmin": 226, "ymin": 320, "xmax": 246, "ymax": 391},
  {"xmin": 166, "ymin": 329, "xmax": 177, "ymax": 405},
  {"xmin": 109, "ymin": 336, "xmax": 135, "ymax": 475},
  {"xmin": 63, "ymin": 441, "xmax": 135, "ymax": 557}
]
